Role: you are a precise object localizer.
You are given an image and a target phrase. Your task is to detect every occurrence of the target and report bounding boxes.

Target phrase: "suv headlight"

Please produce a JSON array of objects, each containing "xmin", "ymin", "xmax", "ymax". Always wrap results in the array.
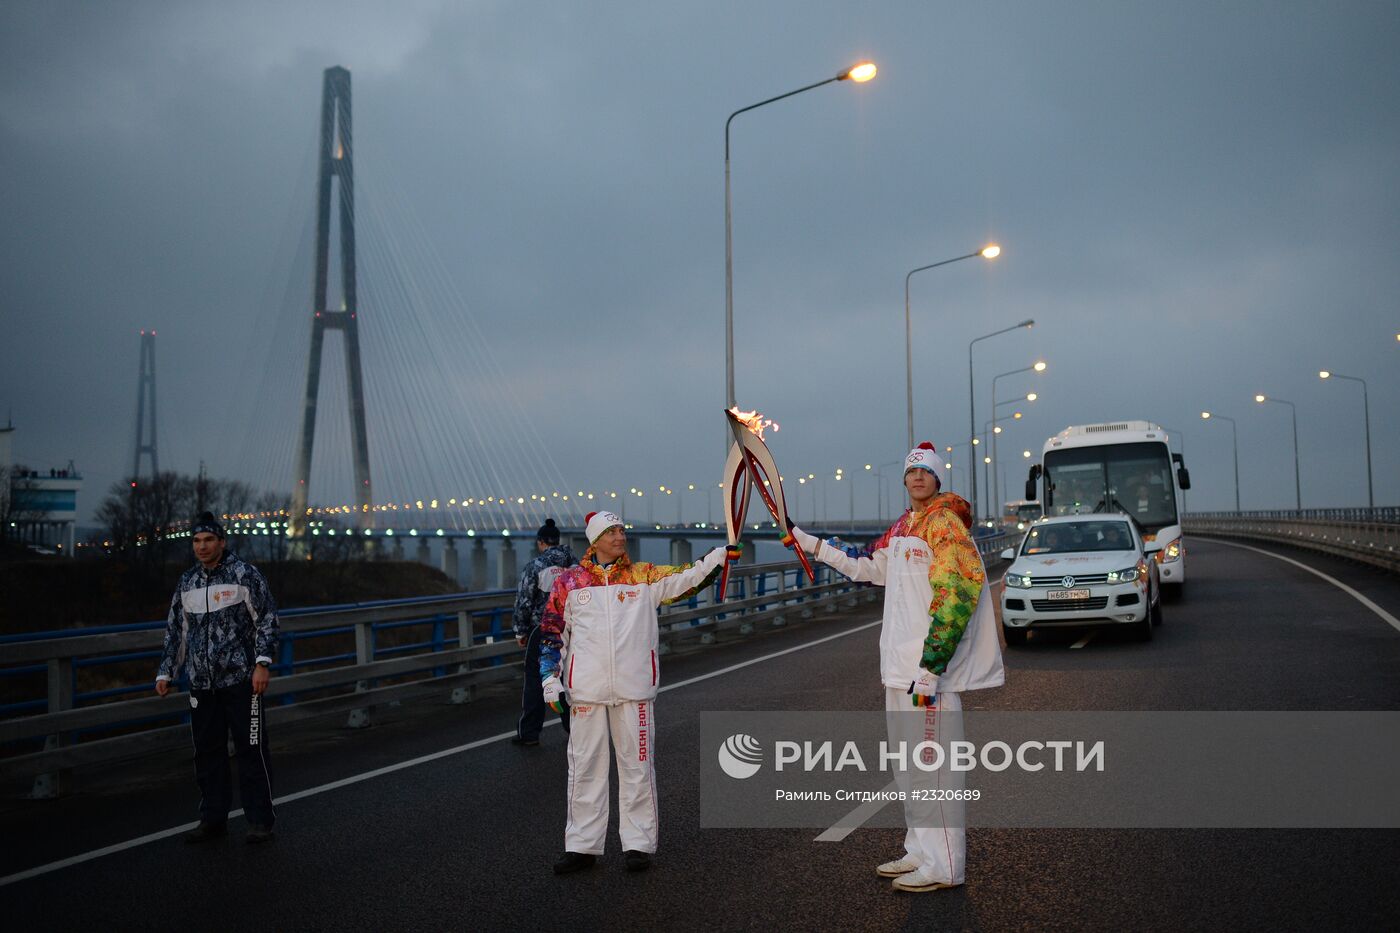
[
  {"xmin": 1107, "ymin": 566, "xmax": 1140, "ymax": 584},
  {"xmin": 1005, "ymin": 571, "xmax": 1033, "ymax": 589},
  {"xmin": 1159, "ymin": 537, "xmax": 1183, "ymax": 562}
]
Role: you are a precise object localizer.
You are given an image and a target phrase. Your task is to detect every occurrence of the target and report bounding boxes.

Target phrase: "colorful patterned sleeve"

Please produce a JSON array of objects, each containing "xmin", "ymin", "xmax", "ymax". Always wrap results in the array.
[
  {"xmin": 538, "ymin": 571, "xmax": 572, "ymax": 679},
  {"xmin": 244, "ymin": 564, "xmax": 280, "ymax": 663},
  {"xmin": 156, "ymin": 585, "xmax": 184, "ymax": 680},
  {"xmin": 512, "ymin": 555, "xmax": 537, "ymax": 640},
  {"xmin": 919, "ymin": 511, "xmax": 987, "ymax": 675}
]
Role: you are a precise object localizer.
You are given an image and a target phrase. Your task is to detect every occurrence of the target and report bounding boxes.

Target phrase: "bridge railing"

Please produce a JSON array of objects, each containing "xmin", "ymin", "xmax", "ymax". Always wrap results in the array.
[
  {"xmin": 1183, "ymin": 510, "xmax": 1400, "ymax": 573},
  {"xmin": 1, "ymin": 530, "xmax": 1017, "ymax": 794},
  {"xmin": 0, "ymin": 557, "xmax": 872, "ymax": 793}
]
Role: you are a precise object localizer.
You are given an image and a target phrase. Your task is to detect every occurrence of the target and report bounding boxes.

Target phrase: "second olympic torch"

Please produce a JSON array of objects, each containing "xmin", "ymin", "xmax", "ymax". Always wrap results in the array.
[{"xmin": 719, "ymin": 407, "xmax": 816, "ymax": 599}]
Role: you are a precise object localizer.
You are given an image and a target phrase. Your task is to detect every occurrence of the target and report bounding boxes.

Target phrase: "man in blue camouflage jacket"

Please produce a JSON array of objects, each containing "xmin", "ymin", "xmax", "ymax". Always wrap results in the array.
[
  {"xmin": 511, "ymin": 518, "xmax": 576, "ymax": 745},
  {"xmin": 155, "ymin": 512, "xmax": 280, "ymax": 843}
]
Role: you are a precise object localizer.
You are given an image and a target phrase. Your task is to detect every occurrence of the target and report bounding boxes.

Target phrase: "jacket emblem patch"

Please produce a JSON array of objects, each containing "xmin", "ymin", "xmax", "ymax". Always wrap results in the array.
[
  {"xmin": 617, "ymin": 588, "xmax": 640, "ymax": 603},
  {"xmin": 576, "ymin": 590, "xmax": 592, "ymax": 606}
]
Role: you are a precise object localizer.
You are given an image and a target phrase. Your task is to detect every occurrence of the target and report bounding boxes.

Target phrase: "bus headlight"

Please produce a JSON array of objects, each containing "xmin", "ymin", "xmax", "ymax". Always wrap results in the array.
[
  {"xmin": 1159, "ymin": 537, "xmax": 1183, "ymax": 562},
  {"xmin": 1107, "ymin": 566, "xmax": 1140, "ymax": 584},
  {"xmin": 1005, "ymin": 572, "xmax": 1033, "ymax": 589}
]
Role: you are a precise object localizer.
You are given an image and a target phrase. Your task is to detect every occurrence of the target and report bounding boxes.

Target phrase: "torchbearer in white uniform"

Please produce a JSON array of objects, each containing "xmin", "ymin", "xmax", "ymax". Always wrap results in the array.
[
  {"xmin": 539, "ymin": 511, "xmax": 727, "ymax": 874},
  {"xmin": 790, "ymin": 443, "xmax": 1005, "ymax": 893}
]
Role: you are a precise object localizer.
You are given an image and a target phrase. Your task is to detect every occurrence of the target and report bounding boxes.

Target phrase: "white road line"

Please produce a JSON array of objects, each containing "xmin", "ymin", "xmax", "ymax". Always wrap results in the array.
[
  {"xmin": 814, "ymin": 779, "xmax": 901, "ymax": 843},
  {"xmin": 0, "ymin": 617, "xmax": 884, "ymax": 888},
  {"xmin": 1200, "ymin": 537, "xmax": 1400, "ymax": 633},
  {"xmin": 1069, "ymin": 632, "xmax": 1096, "ymax": 650}
]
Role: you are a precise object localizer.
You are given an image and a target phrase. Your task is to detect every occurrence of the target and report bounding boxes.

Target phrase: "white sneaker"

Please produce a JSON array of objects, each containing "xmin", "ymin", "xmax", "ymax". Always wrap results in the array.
[
  {"xmin": 891, "ymin": 865, "xmax": 962, "ymax": 893},
  {"xmin": 876, "ymin": 858, "xmax": 919, "ymax": 878}
]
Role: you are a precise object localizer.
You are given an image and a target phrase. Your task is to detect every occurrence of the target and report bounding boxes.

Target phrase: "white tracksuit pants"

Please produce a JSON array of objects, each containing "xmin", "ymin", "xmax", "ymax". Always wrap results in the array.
[
  {"xmin": 564, "ymin": 699, "xmax": 658, "ymax": 855},
  {"xmin": 884, "ymin": 688, "xmax": 965, "ymax": 884}
]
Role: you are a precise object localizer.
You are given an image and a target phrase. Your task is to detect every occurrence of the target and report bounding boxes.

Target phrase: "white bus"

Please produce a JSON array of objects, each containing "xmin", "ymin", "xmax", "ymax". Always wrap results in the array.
[{"xmin": 1024, "ymin": 421, "xmax": 1191, "ymax": 594}]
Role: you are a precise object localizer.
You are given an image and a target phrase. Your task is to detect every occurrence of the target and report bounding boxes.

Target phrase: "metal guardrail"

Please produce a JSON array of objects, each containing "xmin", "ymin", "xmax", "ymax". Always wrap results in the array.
[
  {"xmin": 0, "ymin": 558, "xmax": 872, "ymax": 791},
  {"xmin": 1183, "ymin": 511, "xmax": 1400, "ymax": 573},
  {"xmin": 1, "ymin": 529, "xmax": 1017, "ymax": 794}
]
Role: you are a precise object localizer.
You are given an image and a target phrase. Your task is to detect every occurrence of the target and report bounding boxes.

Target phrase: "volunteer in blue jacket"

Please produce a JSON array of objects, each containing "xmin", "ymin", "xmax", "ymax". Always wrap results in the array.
[
  {"xmin": 511, "ymin": 518, "xmax": 577, "ymax": 745},
  {"xmin": 155, "ymin": 512, "xmax": 280, "ymax": 844}
]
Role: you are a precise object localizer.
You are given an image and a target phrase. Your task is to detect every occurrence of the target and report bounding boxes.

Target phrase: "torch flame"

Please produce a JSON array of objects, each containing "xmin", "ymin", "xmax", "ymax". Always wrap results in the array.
[{"xmin": 728, "ymin": 406, "xmax": 780, "ymax": 440}]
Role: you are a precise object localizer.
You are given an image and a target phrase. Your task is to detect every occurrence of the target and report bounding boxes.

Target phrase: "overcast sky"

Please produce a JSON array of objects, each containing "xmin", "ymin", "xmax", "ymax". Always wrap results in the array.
[{"xmin": 2, "ymin": 0, "xmax": 1398, "ymax": 528}]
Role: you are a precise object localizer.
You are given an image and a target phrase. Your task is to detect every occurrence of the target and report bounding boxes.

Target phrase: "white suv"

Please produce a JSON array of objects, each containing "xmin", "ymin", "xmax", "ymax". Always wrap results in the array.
[{"xmin": 999, "ymin": 514, "xmax": 1161, "ymax": 644}]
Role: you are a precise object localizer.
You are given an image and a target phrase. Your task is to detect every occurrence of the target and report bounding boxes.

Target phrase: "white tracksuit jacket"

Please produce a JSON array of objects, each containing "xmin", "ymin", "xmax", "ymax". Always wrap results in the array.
[
  {"xmin": 806, "ymin": 493, "xmax": 1004, "ymax": 693},
  {"xmin": 539, "ymin": 546, "xmax": 728, "ymax": 703}
]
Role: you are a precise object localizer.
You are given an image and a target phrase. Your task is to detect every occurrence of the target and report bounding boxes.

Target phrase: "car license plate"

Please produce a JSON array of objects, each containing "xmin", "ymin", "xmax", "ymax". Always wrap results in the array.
[{"xmin": 1047, "ymin": 588, "xmax": 1091, "ymax": 601}]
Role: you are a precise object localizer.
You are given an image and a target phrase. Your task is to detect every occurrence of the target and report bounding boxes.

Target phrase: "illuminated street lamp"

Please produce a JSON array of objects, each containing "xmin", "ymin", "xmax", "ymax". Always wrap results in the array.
[
  {"xmin": 1255, "ymin": 394, "xmax": 1302, "ymax": 511},
  {"xmin": 904, "ymin": 243, "xmax": 1003, "ymax": 448},
  {"xmin": 1318, "ymin": 370, "xmax": 1373, "ymax": 508},
  {"xmin": 725, "ymin": 61, "xmax": 877, "ymax": 414},
  {"xmin": 1200, "ymin": 412, "xmax": 1240, "ymax": 511},
  {"xmin": 969, "ymin": 320, "xmax": 1034, "ymax": 523},
  {"xmin": 990, "ymin": 361, "xmax": 1046, "ymax": 518}
]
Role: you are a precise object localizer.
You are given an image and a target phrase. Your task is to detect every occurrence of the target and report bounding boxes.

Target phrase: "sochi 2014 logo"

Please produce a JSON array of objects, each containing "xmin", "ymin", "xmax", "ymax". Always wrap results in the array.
[{"xmin": 717, "ymin": 733, "xmax": 764, "ymax": 779}]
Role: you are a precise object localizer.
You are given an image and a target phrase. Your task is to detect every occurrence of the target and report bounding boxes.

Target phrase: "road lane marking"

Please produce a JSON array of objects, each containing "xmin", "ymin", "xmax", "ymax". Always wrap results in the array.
[
  {"xmin": 0, "ymin": 617, "xmax": 884, "ymax": 888},
  {"xmin": 814, "ymin": 779, "xmax": 901, "ymax": 842},
  {"xmin": 1200, "ymin": 538, "xmax": 1400, "ymax": 634},
  {"xmin": 1069, "ymin": 632, "xmax": 1096, "ymax": 649}
]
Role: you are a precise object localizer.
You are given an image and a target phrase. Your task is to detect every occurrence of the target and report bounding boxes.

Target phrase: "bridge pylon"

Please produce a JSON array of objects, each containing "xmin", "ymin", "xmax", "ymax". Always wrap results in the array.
[
  {"xmin": 289, "ymin": 66, "xmax": 373, "ymax": 549},
  {"xmin": 132, "ymin": 329, "xmax": 159, "ymax": 479}
]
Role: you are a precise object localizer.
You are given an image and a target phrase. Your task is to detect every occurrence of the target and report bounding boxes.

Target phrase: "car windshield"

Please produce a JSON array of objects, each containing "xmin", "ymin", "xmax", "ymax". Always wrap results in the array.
[{"xmin": 1022, "ymin": 521, "xmax": 1135, "ymax": 555}]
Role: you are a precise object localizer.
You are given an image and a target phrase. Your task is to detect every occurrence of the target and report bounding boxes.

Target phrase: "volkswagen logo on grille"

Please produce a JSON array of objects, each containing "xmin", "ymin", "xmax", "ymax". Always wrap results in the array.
[{"xmin": 1061, "ymin": 575, "xmax": 1076, "ymax": 588}]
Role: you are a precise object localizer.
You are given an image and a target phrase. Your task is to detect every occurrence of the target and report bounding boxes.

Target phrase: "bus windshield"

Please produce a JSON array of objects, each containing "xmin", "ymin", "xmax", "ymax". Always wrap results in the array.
[{"xmin": 1043, "ymin": 441, "xmax": 1177, "ymax": 531}]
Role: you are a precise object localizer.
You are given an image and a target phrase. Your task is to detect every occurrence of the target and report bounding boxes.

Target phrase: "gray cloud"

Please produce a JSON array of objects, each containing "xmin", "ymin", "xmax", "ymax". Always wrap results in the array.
[{"xmin": 2, "ymin": 0, "xmax": 1398, "ymax": 528}]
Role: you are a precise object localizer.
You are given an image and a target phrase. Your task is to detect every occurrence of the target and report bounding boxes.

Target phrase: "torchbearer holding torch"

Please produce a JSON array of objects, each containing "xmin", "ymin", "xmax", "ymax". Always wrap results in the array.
[
  {"xmin": 540, "ymin": 511, "xmax": 727, "ymax": 875},
  {"xmin": 789, "ymin": 443, "xmax": 1005, "ymax": 893}
]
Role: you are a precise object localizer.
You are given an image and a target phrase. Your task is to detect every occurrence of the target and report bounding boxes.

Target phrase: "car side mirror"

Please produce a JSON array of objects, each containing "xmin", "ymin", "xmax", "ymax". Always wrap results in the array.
[
  {"xmin": 1144, "ymin": 541, "xmax": 1163, "ymax": 554},
  {"xmin": 1000, "ymin": 548, "xmax": 1016, "ymax": 560}
]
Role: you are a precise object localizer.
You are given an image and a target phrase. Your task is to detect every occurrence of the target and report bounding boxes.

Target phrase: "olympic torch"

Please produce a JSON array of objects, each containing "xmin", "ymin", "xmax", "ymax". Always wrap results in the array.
[{"xmin": 719, "ymin": 407, "xmax": 816, "ymax": 599}]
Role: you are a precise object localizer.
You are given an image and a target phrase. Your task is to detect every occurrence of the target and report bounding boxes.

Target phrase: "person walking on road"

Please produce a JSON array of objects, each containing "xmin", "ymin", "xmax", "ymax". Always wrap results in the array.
[
  {"xmin": 155, "ymin": 512, "xmax": 281, "ymax": 844},
  {"xmin": 540, "ymin": 511, "xmax": 728, "ymax": 875},
  {"xmin": 790, "ymin": 442, "xmax": 1005, "ymax": 893},
  {"xmin": 512, "ymin": 518, "xmax": 577, "ymax": 745}
]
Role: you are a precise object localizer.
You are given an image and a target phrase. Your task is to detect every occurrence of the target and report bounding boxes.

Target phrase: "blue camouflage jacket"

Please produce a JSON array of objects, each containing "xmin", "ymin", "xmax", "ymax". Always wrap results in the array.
[
  {"xmin": 156, "ymin": 551, "xmax": 280, "ymax": 690},
  {"xmin": 512, "ymin": 544, "xmax": 577, "ymax": 639}
]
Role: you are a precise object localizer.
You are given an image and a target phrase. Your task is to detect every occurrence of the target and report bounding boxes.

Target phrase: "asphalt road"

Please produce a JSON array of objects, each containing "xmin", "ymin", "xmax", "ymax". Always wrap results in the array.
[{"xmin": 2, "ymin": 537, "xmax": 1399, "ymax": 932}]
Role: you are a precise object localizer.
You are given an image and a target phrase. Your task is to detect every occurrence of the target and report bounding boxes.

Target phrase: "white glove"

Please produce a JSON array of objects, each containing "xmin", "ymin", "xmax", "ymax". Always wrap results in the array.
[
  {"xmin": 908, "ymin": 669, "xmax": 939, "ymax": 707},
  {"xmin": 542, "ymin": 674, "xmax": 566, "ymax": 712},
  {"xmin": 788, "ymin": 525, "xmax": 820, "ymax": 557}
]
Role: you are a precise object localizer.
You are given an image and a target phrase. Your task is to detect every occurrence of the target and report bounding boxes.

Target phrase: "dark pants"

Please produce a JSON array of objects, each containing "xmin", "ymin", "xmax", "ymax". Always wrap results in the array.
[
  {"xmin": 518, "ymin": 626, "xmax": 569, "ymax": 740},
  {"xmin": 189, "ymin": 679, "xmax": 275, "ymax": 828}
]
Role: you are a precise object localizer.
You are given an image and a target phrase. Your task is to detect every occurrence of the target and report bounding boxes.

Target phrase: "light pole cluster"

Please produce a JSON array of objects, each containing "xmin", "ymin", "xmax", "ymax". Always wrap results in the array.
[{"xmin": 1200, "ymin": 367, "xmax": 1376, "ymax": 514}]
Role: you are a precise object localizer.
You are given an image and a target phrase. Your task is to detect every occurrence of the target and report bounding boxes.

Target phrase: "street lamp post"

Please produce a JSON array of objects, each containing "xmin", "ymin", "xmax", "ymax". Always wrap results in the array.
[
  {"xmin": 904, "ymin": 244, "xmax": 1002, "ymax": 449},
  {"xmin": 1253, "ymin": 395, "xmax": 1301, "ymax": 510},
  {"xmin": 874, "ymin": 459, "xmax": 901, "ymax": 522},
  {"xmin": 969, "ymin": 320, "xmax": 1035, "ymax": 523},
  {"xmin": 991, "ymin": 361, "xmax": 1045, "ymax": 520},
  {"xmin": 1319, "ymin": 371, "xmax": 1373, "ymax": 508},
  {"xmin": 1200, "ymin": 412, "xmax": 1239, "ymax": 511},
  {"xmin": 725, "ymin": 61, "xmax": 876, "ymax": 416}
]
